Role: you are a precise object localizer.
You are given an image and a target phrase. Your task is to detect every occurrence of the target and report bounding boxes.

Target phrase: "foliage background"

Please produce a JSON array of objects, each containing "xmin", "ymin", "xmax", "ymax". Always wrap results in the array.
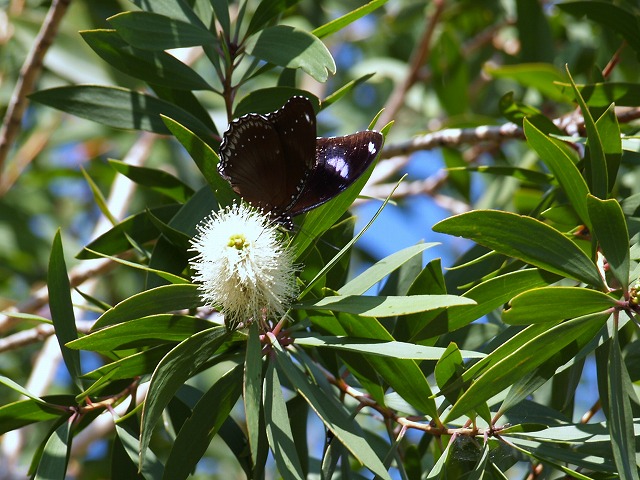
[{"xmin": 1, "ymin": 0, "xmax": 640, "ymax": 478}]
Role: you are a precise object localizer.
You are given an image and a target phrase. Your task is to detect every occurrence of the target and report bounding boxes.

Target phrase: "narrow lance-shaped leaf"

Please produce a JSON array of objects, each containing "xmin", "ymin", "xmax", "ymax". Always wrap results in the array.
[
  {"xmin": 34, "ymin": 419, "xmax": 72, "ymax": 480},
  {"xmin": 81, "ymin": 29, "xmax": 213, "ymax": 91},
  {"xmin": 263, "ymin": 359, "xmax": 306, "ymax": 480},
  {"xmin": 338, "ymin": 243, "xmax": 437, "ymax": 296},
  {"xmin": 565, "ymin": 66, "xmax": 608, "ymax": 199},
  {"xmin": 312, "ymin": 0, "xmax": 388, "ymax": 39},
  {"xmin": 607, "ymin": 329, "xmax": 639, "ymax": 480},
  {"xmin": 108, "ymin": 11, "xmax": 217, "ymax": 50},
  {"xmin": 29, "ymin": 86, "xmax": 216, "ymax": 143},
  {"xmin": 445, "ymin": 312, "xmax": 608, "ymax": 422},
  {"xmin": 523, "ymin": 119, "xmax": 591, "ymax": 229},
  {"xmin": 91, "ymin": 284, "xmax": 202, "ymax": 330},
  {"xmin": 163, "ymin": 364, "xmax": 244, "ymax": 479},
  {"xmin": 161, "ymin": 115, "xmax": 238, "ymax": 207},
  {"xmin": 502, "ymin": 286, "xmax": 617, "ymax": 325},
  {"xmin": 139, "ymin": 327, "xmax": 229, "ymax": 466},
  {"xmin": 269, "ymin": 334, "xmax": 392, "ymax": 480},
  {"xmin": 48, "ymin": 231, "xmax": 81, "ymax": 390},
  {"xmin": 295, "ymin": 294, "xmax": 475, "ymax": 317},
  {"xmin": 595, "ymin": 103, "xmax": 622, "ymax": 191},
  {"xmin": 587, "ymin": 195, "xmax": 630, "ymax": 291},
  {"xmin": 244, "ymin": 322, "xmax": 263, "ymax": 466},
  {"xmin": 114, "ymin": 423, "xmax": 165, "ymax": 479},
  {"xmin": 433, "ymin": 209, "xmax": 604, "ymax": 288}
]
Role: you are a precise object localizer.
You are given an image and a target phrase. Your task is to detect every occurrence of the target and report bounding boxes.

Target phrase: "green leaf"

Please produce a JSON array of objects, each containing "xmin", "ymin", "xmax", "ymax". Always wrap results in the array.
[
  {"xmin": 246, "ymin": 0, "xmax": 302, "ymax": 36},
  {"xmin": 29, "ymin": 86, "xmax": 215, "ymax": 142},
  {"xmin": 338, "ymin": 243, "xmax": 437, "ymax": 296},
  {"xmin": 129, "ymin": 0, "xmax": 208, "ymax": 28},
  {"xmin": 139, "ymin": 327, "xmax": 230, "ymax": 467},
  {"xmin": 0, "ymin": 376, "xmax": 47, "ymax": 404},
  {"xmin": 81, "ymin": 29, "xmax": 212, "ymax": 90},
  {"xmin": 0, "ymin": 397, "xmax": 72, "ymax": 435},
  {"xmin": 433, "ymin": 210, "xmax": 604, "ymax": 288},
  {"xmin": 557, "ymin": 1, "xmax": 640, "ymax": 55},
  {"xmin": 523, "ymin": 119, "xmax": 591, "ymax": 229},
  {"xmin": 67, "ymin": 315, "xmax": 215, "ymax": 351},
  {"xmin": 81, "ymin": 168, "xmax": 117, "ymax": 226},
  {"xmin": 607, "ymin": 331, "xmax": 639, "ymax": 480},
  {"xmin": 109, "ymin": 160, "xmax": 194, "ymax": 203},
  {"xmin": 314, "ymin": 311, "xmax": 438, "ymax": 417},
  {"xmin": 587, "ymin": 195, "xmax": 630, "ymax": 290},
  {"xmin": 434, "ymin": 343, "xmax": 465, "ymax": 404},
  {"xmin": 503, "ymin": 287, "xmax": 617, "ymax": 324},
  {"xmin": 211, "ymin": 0, "xmax": 230, "ymax": 36},
  {"xmin": 82, "ymin": 346, "xmax": 173, "ymax": 380},
  {"xmin": 312, "ymin": 0, "xmax": 388, "ymax": 39},
  {"xmin": 270, "ymin": 337, "xmax": 391, "ymax": 480},
  {"xmin": 108, "ymin": 11, "xmax": 217, "ymax": 50},
  {"xmin": 446, "ymin": 312, "xmax": 608, "ymax": 421},
  {"xmin": 263, "ymin": 360, "xmax": 306, "ymax": 480},
  {"xmin": 447, "ymin": 269, "xmax": 561, "ymax": 331},
  {"xmin": 76, "ymin": 205, "xmax": 181, "ymax": 259},
  {"xmin": 246, "ymin": 25, "xmax": 336, "ymax": 82},
  {"xmin": 485, "ymin": 63, "xmax": 567, "ymax": 102},
  {"xmin": 293, "ymin": 334, "xmax": 484, "ymax": 360},
  {"xmin": 557, "ymin": 82, "xmax": 640, "ymax": 107},
  {"xmin": 163, "ymin": 364, "xmax": 244, "ymax": 480},
  {"xmin": 161, "ymin": 116, "xmax": 237, "ymax": 206},
  {"xmin": 457, "ymin": 165, "xmax": 553, "ymax": 185},
  {"xmin": 595, "ymin": 104, "xmax": 622, "ymax": 192},
  {"xmin": 91, "ymin": 284, "xmax": 202, "ymax": 330},
  {"xmin": 83, "ymin": 247, "xmax": 188, "ymax": 285},
  {"xmin": 34, "ymin": 420, "xmax": 72, "ymax": 480},
  {"xmin": 48, "ymin": 231, "xmax": 81, "ymax": 390},
  {"xmin": 233, "ymin": 88, "xmax": 319, "ymax": 118},
  {"xmin": 244, "ymin": 322, "xmax": 263, "ymax": 468},
  {"xmin": 565, "ymin": 66, "xmax": 608, "ymax": 199},
  {"xmin": 294, "ymin": 294, "xmax": 475, "ymax": 317},
  {"xmin": 115, "ymin": 423, "xmax": 165, "ymax": 479},
  {"xmin": 321, "ymin": 73, "xmax": 376, "ymax": 108}
]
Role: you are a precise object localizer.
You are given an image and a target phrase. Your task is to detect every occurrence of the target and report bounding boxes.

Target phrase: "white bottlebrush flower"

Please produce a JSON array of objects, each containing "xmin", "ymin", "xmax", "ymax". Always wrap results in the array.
[{"xmin": 189, "ymin": 203, "xmax": 298, "ymax": 328}]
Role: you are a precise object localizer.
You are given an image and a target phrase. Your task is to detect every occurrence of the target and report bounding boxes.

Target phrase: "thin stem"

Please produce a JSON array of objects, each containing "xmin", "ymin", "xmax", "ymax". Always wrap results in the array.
[{"xmin": 0, "ymin": 0, "xmax": 72, "ymax": 179}]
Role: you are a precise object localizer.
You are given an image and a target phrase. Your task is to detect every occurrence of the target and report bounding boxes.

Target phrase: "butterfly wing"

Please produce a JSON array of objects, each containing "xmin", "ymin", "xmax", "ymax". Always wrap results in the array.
[
  {"xmin": 289, "ymin": 130, "xmax": 384, "ymax": 216},
  {"xmin": 218, "ymin": 97, "xmax": 316, "ymax": 219}
]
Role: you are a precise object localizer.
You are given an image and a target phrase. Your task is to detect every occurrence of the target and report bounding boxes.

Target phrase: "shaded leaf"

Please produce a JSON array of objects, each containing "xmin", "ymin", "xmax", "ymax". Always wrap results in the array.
[
  {"xmin": 246, "ymin": 25, "xmax": 336, "ymax": 82},
  {"xmin": 139, "ymin": 327, "xmax": 230, "ymax": 466},
  {"xmin": 48, "ymin": 231, "xmax": 81, "ymax": 390},
  {"xmin": 587, "ymin": 195, "xmax": 630, "ymax": 290},
  {"xmin": 108, "ymin": 11, "xmax": 216, "ymax": 50},
  {"xmin": 263, "ymin": 360, "xmax": 306, "ymax": 480}
]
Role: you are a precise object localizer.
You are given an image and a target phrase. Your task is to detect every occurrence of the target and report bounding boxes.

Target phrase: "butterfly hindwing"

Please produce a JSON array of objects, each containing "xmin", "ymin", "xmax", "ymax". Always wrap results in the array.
[{"xmin": 290, "ymin": 130, "xmax": 384, "ymax": 216}]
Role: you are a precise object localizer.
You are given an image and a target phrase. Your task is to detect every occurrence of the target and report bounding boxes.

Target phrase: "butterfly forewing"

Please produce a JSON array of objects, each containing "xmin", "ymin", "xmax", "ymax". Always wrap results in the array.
[
  {"xmin": 290, "ymin": 130, "xmax": 384, "ymax": 216},
  {"xmin": 219, "ymin": 97, "xmax": 316, "ymax": 218}
]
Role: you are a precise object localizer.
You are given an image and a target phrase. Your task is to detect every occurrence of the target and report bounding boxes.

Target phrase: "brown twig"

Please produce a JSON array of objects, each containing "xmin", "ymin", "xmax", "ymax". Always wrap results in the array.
[
  {"xmin": 378, "ymin": 0, "xmax": 445, "ymax": 128},
  {"xmin": 0, "ymin": 0, "xmax": 72, "ymax": 179}
]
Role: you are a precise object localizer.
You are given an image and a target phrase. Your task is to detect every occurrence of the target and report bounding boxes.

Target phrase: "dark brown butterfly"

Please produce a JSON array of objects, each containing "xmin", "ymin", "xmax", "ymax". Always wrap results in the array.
[{"xmin": 218, "ymin": 96, "xmax": 383, "ymax": 227}]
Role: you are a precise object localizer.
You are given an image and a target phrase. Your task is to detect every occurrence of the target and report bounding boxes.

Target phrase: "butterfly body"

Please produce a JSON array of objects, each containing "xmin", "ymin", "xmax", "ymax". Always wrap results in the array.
[{"xmin": 218, "ymin": 96, "xmax": 383, "ymax": 227}]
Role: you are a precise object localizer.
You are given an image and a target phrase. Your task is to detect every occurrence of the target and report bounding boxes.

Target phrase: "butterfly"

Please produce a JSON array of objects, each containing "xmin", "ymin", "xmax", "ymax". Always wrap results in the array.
[{"xmin": 218, "ymin": 96, "xmax": 383, "ymax": 228}]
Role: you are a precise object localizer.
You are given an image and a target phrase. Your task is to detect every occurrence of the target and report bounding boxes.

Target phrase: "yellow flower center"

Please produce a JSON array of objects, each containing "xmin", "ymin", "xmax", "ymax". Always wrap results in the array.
[{"xmin": 228, "ymin": 233, "xmax": 249, "ymax": 251}]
